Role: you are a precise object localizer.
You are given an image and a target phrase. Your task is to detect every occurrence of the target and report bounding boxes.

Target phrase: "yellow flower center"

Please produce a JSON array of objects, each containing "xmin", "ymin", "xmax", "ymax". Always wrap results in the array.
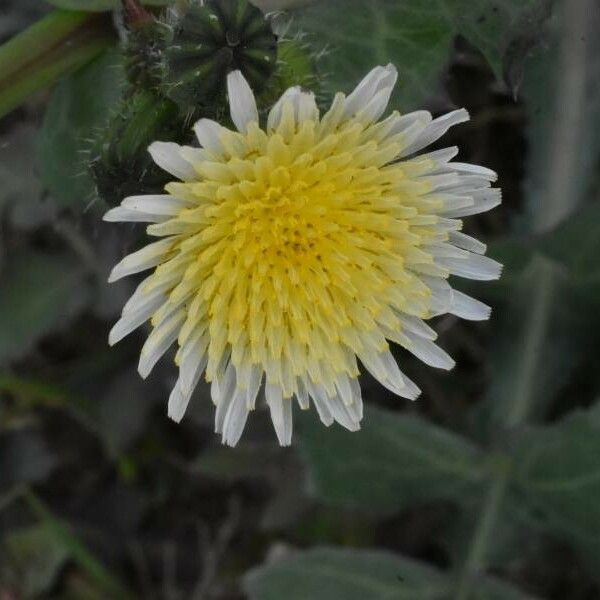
[{"xmin": 154, "ymin": 103, "xmax": 442, "ymax": 398}]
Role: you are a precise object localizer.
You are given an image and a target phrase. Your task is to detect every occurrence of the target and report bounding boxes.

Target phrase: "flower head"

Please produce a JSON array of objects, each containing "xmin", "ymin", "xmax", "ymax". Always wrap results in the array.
[{"xmin": 105, "ymin": 64, "xmax": 501, "ymax": 446}]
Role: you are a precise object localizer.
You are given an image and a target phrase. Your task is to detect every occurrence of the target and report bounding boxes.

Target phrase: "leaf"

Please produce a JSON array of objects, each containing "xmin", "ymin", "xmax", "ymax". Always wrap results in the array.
[
  {"xmin": 46, "ymin": 0, "xmax": 172, "ymax": 10},
  {"xmin": 0, "ymin": 250, "xmax": 91, "ymax": 365},
  {"xmin": 36, "ymin": 49, "xmax": 125, "ymax": 209},
  {"xmin": 513, "ymin": 404, "xmax": 600, "ymax": 543},
  {"xmin": 289, "ymin": 0, "xmax": 552, "ymax": 109},
  {"xmin": 298, "ymin": 406, "xmax": 486, "ymax": 515},
  {"xmin": 1, "ymin": 525, "xmax": 70, "ymax": 597},
  {"xmin": 521, "ymin": 0, "xmax": 600, "ymax": 232},
  {"xmin": 244, "ymin": 547, "xmax": 540, "ymax": 600},
  {"xmin": 244, "ymin": 547, "xmax": 451, "ymax": 600},
  {"xmin": 0, "ymin": 9, "xmax": 114, "ymax": 119}
]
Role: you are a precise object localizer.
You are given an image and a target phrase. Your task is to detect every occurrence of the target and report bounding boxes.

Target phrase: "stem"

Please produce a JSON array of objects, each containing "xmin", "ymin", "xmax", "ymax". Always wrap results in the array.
[
  {"xmin": 454, "ymin": 0, "xmax": 592, "ymax": 595},
  {"xmin": 0, "ymin": 10, "xmax": 114, "ymax": 120},
  {"xmin": 455, "ymin": 461, "xmax": 511, "ymax": 600}
]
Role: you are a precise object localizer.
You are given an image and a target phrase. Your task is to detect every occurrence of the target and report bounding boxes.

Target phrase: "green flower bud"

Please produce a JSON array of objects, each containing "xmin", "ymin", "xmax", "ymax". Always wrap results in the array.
[
  {"xmin": 162, "ymin": 0, "xmax": 278, "ymax": 113},
  {"xmin": 90, "ymin": 90, "xmax": 191, "ymax": 206}
]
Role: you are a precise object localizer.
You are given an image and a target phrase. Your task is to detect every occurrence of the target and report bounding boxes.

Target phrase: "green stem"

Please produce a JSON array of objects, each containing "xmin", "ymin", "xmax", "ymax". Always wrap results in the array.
[
  {"xmin": 453, "ymin": 0, "xmax": 592, "ymax": 594},
  {"xmin": 455, "ymin": 460, "xmax": 511, "ymax": 600},
  {"xmin": 0, "ymin": 10, "xmax": 114, "ymax": 120}
]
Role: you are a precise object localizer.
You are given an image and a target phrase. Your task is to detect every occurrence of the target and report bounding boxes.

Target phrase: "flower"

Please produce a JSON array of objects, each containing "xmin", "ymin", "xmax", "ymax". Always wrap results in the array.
[{"xmin": 105, "ymin": 64, "xmax": 501, "ymax": 446}]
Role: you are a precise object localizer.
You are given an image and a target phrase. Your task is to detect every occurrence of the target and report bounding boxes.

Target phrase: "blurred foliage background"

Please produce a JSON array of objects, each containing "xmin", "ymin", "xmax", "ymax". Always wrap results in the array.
[{"xmin": 1, "ymin": 0, "xmax": 599, "ymax": 599}]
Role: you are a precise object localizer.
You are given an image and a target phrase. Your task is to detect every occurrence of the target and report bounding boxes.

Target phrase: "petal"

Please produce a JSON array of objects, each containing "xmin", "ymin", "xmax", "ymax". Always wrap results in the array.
[
  {"xmin": 108, "ymin": 238, "xmax": 174, "ymax": 283},
  {"xmin": 227, "ymin": 70, "xmax": 259, "ymax": 133},
  {"xmin": 193, "ymin": 118, "xmax": 226, "ymax": 155},
  {"xmin": 343, "ymin": 64, "xmax": 398, "ymax": 119},
  {"xmin": 148, "ymin": 142, "xmax": 196, "ymax": 181},
  {"xmin": 222, "ymin": 387, "xmax": 251, "ymax": 447},
  {"xmin": 121, "ymin": 194, "xmax": 191, "ymax": 215},
  {"xmin": 400, "ymin": 109, "xmax": 470, "ymax": 157},
  {"xmin": 436, "ymin": 252, "xmax": 503, "ymax": 281},
  {"xmin": 266, "ymin": 383, "xmax": 293, "ymax": 446},
  {"xmin": 450, "ymin": 290, "xmax": 491, "ymax": 321},
  {"xmin": 103, "ymin": 206, "xmax": 167, "ymax": 223},
  {"xmin": 138, "ymin": 308, "xmax": 185, "ymax": 379}
]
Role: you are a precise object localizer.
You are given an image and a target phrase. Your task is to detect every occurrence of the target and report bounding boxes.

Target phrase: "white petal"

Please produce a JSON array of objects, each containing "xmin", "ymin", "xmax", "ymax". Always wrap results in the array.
[
  {"xmin": 449, "ymin": 231, "xmax": 487, "ymax": 254},
  {"xmin": 222, "ymin": 387, "xmax": 251, "ymax": 447},
  {"xmin": 400, "ymin": 109, "xmax": 470, "ymax": 156},
  {"xmin": 138, "ymin": 308, "xmax": 185, "ymax": 379},
  {"xmin": 295, "ymin": 378, "xmax": 310, "ymax": 410},
  {"xmin": 326, "ymin": 392, "xmax": 360, "ymax": 431},
  {"xmin": 355, "ymin": 86, "xmax": 394, "ymax": 124},
  {"xmin": 180, "ymin": 330, "xmax": 209, "ymax": 394},
  {"xmin": 108, "ymin": 238, "xmax": 174, "ymax": 283},
  {"xmin": 109, "ymin": 293, "xmax": 166, "ymax": 346},
  {"xmin": 227, "ymin": 70, "xmax": 259, "ymax": 133},
  {"xmin": 450, "ymin": 290, "xmax": 491, "ymax": 321},
  {"xmin": 269, "ymin": 88, "xmax": 319, "ymax": 128},
  {"xmin": 442, "ymin": 188, "xmax": 502, "ymax": 217},
  {"xmin": 343, "ymin": 64, "xmax": 397, "ymax": 118},
  {"xmin": 436, "ymin": 253, "xmax": 502, "ymax": 281},
  {"xmin": 304, "ymin": 379, "xmax": 334, "ymax": 426},
  {"xmin": 148, "ymin": 142, "xmax": 196, "ymax": 181},
  {"xmin": 168, "ymin": 379, "xmax": 195, "ymax": 423},
  {"xmin": 214, "ymin": 362, "xmax": 237, "ymax": 432},
  {"xmin": 450, "ymin": 162, "xmax": 497, "ymax": 181},
  {"xmin": 398, "ymin": 314, "xmax": 437, "ymax": 340},
  {"xmin": 358, "ymin": 349, "xmax": 419, "ymax": 400},
  {"xmin": 193, "ymin": 118, "xmax": 226, "ymax": 155},
  {"xmin": 121, "ymin": 194, "xmax": 190, "ymax": 215},
  {"xmin": 421, "ymin": 276, "xmax": 454, "ymax": 316},
  {"xmin": 266, "ymin": 383, "xmax": 293, "ymax": 446},
  {"xmin": 103, "ymin": 206, "xmax": 166, "ymax": 223},
  {"xmin": 244, "ymin": 365, "xmax": 263, "ymax": 410},
  {"xmin": 402, "ymin": 331, "xmax": 455, "ymax": 370}
]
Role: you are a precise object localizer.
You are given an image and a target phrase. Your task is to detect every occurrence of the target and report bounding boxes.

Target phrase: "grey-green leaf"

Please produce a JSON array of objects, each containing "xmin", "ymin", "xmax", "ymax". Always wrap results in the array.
[
  {"xmin": 244, "ymin": 547, "xmax": 451, "ymax": 600},
  {"xmin": 298, "ymin": 406, "xmax": 486, "ymax": 514},
  {"xmin": 514, "ymin": 404, "xmax": 600, "ymax": 542},
  {"xmin": 36, "ymin": 49, "xmax": 125, "ymax": 209},
  {"xmin": 289, "ymin": 0, "xmax": 552, "ymax": 109}
]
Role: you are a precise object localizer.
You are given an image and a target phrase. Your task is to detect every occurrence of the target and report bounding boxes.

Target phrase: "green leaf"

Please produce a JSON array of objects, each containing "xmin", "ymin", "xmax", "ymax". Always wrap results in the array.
[
  {"xmin": 244, "ymin": 547, "xmax": 451, "ymax": 600},
  {"xmin": 0, "ymin": 9, "xmax": 114, "ymax": 119},
  {"xmin": 513, "ymin": 404, "xmax": 600, "ymax": 543},
  {"xmin": 36, "ymin": 49, "xmax": 125, "ymax": 209},
  {"xmin": 243, "ymin": 547, "xmax": 540, "ymax": 600},
  {"xmin": 1, "ymin": 525, "xmax": 70, "ymax": 597},
  {"xmin": 0, "ymin": 251, "xmax": 90, "ymax": 365},
  {"xmin": 290, "ymin": 0, "xmax": 552, "ymax": 109},
  {"xmin": 46, "ymin": 0, "xmax": 171, "ymax": 10},
  {"xmin": 298, "ymin": 406, "xmax": 486, "ymax": 514}
]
